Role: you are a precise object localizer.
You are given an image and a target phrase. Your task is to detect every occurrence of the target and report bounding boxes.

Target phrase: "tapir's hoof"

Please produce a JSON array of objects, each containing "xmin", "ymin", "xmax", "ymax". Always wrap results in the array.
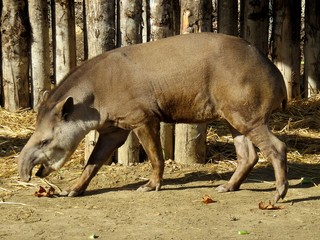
[
  {"xmin": 59, "ymin": 189, "xmax": 83, "ymax": 197},
  {"xmin": 274, "ymin": 182, "xmax": 288, "ymax": 202},
  {"xmin": 137, "ymin": 181, "xmax": 161, "ymax": 192},
  {"xmin": 216, "ymin": 183, "xmax": 238, "ymax": 193}
]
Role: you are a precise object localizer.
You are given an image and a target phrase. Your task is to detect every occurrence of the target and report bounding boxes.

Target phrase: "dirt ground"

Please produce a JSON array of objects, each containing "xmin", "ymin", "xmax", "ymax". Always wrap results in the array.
[{"xmin": 1, "ymin": 103, "xmax": 320, "ymax": 240}]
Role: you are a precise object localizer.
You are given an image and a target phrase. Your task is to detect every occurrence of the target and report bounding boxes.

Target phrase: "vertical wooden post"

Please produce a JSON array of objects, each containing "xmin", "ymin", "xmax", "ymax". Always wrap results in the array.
[
  {"xmin": 1, "ymin": 0, "xmax": 30, "ymax": 111},
  {"xmin": 142, "ymin": 0, "xmax": 150, "ymax": 43},
  {"xmin": 175, "ymin": 123, "xmax": 207, "ymax": 164},
  {"xmin": 174, "ymin": 0, "xmax": 212, "ymax": 165},
  {"xmin": 242, "ymin": 0, "xmax": 269, "ymax": 55},
  {"xmin": 117, "ymin": 0, "xmax": 142, "ymax": 165},
  {"xmin": 28, "ymin": 0, "xmax": 51, "ymax": 109},
  {"xmin": 84, "ymin": 0, "xmax": 115, "ymax": 163},
  {"xmin": 150, "ymin": 0, "xmax": 173, "ymax": 40},
  {"xmin": 119, "ymin": 0, "xmax": 142, "ymax": 46},
  {"xmin": 150, "ymin": 0, "xmax": 174, "ymax": 160},
  {"xmin": 272, "ymin": 0, "xmax": 301, "ymax": 100},
  {"xmin": 171, "ymin": 0, "xmax": 180, "ymax": 36},
  {"xmin": 304, "ymin": 0, "xmax": 320, "ymax": 97},
  {"xmin": 54, "ymin": 0, "xmax": 76, "ymax": 84},
  {"xmin": 217, "ymin": 0, "xmax": 238, "ymax": 35},
  {"xmin": 0, "ymin": 1, "xmax": 3, "ymax": 107}
]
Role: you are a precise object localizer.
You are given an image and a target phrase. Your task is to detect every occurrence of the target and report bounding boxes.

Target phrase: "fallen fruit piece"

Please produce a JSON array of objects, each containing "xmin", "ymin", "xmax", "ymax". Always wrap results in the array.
[
  {"xmin": 201, "ymin": 195, "xmax": 215, "ymax": 204},
  {"xmin": 238, "ymin": 230, "xmax": 249, "ymax": 235},
  {"xmin": 89, "ymin": 233, "xmax": 99, "ymax": 239},
  {"xmin": 258, "ymin": 200, "xmax": 284, "ymax": 210},
  {"xmin": 34, "ymin": 186, "xmax": 55, "ymax": 198}
]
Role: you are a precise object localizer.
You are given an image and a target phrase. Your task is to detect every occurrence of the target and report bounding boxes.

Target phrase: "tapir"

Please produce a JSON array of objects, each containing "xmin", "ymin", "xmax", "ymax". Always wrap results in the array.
[{"xmin": 18, "ymin": 33, "xmax": 288, "ymax": 201}]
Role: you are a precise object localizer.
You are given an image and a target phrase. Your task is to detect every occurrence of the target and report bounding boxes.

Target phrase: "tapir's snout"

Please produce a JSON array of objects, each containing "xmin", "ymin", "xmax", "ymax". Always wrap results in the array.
[
  {"xmin": 17, "ymin": 153, "xmax": 33, "ymax": 182},
  {"xmin": 18, "ymin": 152, "xmax": 53, "ymax": 181},
  {"xmin": 18, "ymin": 142, "xmax": 42, "ymax": 182}
]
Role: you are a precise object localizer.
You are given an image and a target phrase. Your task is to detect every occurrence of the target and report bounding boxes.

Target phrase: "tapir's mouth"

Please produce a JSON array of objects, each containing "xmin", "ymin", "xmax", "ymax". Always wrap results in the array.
[
  {"xmin": 35, "ymin": 164, "xmax": 45, "ymax": 178},
  {"xmin": 35, "ymin": 164, "xmax": 54, "ymax": 178}
]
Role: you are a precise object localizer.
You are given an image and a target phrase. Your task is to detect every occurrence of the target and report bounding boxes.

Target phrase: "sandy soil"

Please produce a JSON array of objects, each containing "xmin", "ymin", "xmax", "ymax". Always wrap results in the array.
[{"xmin": 1, "ymin": 158, "xmax": 320, "ymax": 240}]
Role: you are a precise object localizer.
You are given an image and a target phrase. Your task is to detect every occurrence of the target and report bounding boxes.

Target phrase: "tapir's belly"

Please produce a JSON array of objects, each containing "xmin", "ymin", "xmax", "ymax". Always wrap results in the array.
[{"xmin": 158, "ymin": 94, "xmax": 219, "ymax": 123}]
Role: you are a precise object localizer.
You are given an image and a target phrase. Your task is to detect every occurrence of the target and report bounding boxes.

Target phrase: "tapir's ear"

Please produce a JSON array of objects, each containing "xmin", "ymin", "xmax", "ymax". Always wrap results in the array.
[
  {"xmin": 34, "ymin": 91, "xmax": 50, "ymax": 112},
  {"xmin": 42, "ymin": 91, "xmax": 49, "ymax": 102},
  {"xmin": 55, "ymin": 97, "xmax": 74, "ymax": 121}
]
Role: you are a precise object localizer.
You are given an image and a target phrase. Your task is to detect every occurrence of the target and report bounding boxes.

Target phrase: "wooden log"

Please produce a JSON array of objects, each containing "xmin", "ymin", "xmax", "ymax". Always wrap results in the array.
[
  {"xmin": 174, "ymin": 0, "xmax": 212, "ymax": 164},
  {"xmin": 84, "ymin": 0, "xmax": 115, "ymax": 163},
  {"xmin": 54, "ymin": 0, "xmax": 76, "ymax": 84},
  {"xmin": 117, "ymin": 0, "xmax": 142, "ymax": 165},
  {"xmin": 304, "ymin": 0, "xmax": 320, "ymax": 97},
  {"xmin": 1, "ymin": 0, "xmax": 30, "ymax": 111},
  {"xmin": 28, "ymin": 0, "xmax": 51, "ymax": 109}
]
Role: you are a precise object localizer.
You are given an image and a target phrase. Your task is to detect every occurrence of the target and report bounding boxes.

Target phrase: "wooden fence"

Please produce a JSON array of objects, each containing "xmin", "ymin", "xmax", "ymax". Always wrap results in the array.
[{"xmin": 0, "ymin": 0, "xmax": 319, "ymax": 165}]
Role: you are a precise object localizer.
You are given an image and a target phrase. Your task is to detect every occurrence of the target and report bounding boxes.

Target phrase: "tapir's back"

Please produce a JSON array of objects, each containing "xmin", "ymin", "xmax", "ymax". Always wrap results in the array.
[{"xmin": 92, "ymin": 33, "xmax": 286, "ymax": 123}]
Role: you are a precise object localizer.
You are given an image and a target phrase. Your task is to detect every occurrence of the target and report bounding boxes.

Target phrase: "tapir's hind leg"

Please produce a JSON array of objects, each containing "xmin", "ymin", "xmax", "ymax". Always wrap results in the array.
[
  {"xmin": 61, "ymin": 128, "xmax": 129, "ymax": 197},
  {"xmin": 216, "ymin": 126, "xmax": 258, "ymax": 193},
  {"xmin": 246, "ymin": 125, "xmax": 288, "ymax": 202},
  {"xmin": 133, "ymin": 121, "xmax": 164, "ymax": 192},
  {"xmin": 217, "ymin": 121, "xmax": 288, "ymax": 202}
]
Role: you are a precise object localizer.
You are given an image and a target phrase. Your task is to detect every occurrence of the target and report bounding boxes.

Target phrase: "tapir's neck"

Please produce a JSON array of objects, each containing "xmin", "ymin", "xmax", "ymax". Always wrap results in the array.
[
  {"xmin": 40, "ymin": 68, "xmax": 102, "ymax": 132},
  {"xmin": 72, "ymin": 102, "xmax": 101, "ymax": 133}
]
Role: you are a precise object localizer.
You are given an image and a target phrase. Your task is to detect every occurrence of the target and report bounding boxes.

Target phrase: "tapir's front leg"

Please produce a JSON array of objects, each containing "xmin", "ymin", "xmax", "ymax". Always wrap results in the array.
[
  {"xmin": 61, "ymin": 129, "xmax": 129, "ymax": 197},
  {"xmin": 134, "ymin": 121, "xmax": 164, "ymax": 191}
]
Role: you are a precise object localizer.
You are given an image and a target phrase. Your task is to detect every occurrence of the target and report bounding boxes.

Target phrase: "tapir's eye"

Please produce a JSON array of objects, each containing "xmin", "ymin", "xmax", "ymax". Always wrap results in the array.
[{"xmin": 40, "ymin": 139, "xmax": 50, "ymax": 148}]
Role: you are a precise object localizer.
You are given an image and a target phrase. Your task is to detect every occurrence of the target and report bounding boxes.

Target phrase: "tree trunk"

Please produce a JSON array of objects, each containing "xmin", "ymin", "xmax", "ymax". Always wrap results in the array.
[
  {"xmin": 0, "ymin": 1, "xmax": 3, "ymax": 107},
  {"xmin": 171, "ymin": 0, "xmax": 180, "ymax": 36},
  {"xmin": 119, "ymin": 0, "xmax": 142, "ymax": 46},
  {"xmin": 54, "ymin": 0, "xmax": 76, "ymax": 84},
  {"xmin": 160, "ymin": 122, "xmax": 174, "ymax": 160},
  {"xmin": 242, "ymin": 0, "xmax": 269, "ymax": 54},
  {"xmin": 272, "ymin": 0, "xmax": 301, "ymax": 100},
  {"xmin": 304, "ymin": 0, "xmax": 320, "ymax": 97},
  {"xmin": 150, "ymin": 0, "xmax": 173, "ymax": 40},
  {"xmin": 175, "ymin": 123, "xmax": 207, "ymax": 164},
  {"xmin": 181, "ymin": 0, "xmax": 212, "ymax": 34},
  {"xmin": 84, "ymin": 0, "xmax": 115, "ymax": 162},
  {"xmin": 150, "ymin": 0, "xmax": 174, "ymax": 160},
  {"xmin": 142, "ymin": 0, "xmax": 150, "ymax": 43},
  {"xmin": 1, "ymin": 0, "xmax": 30, "ymax": 111},
  {"xmin": 28, "ymin": 0, "xmax": 51, "ymax": 109},
  {"xmin": 217, "ymin": 0, "xmax": 238, "ymax": 35},
  {"xmin": 85, "ymin": 0, "xmax": 115, "ymax": 57},
  {"xmin": 117, "ymin": 0, "xmax": 142, "ymax": 165},
  {"xmin": 239, "ymin": 0, "xmax": 244, "ymax": 37},
  {"xmin": 175, "ymin": 0, "xmax": 212, "ymax": 164}
]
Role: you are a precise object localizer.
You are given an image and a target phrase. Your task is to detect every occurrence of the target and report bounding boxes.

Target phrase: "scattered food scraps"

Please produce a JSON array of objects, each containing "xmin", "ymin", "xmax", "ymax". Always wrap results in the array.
[
  {"xmin": 201, "ymin": 195, "xmax": 215, "ymax": 204},
  {"xmin": 258, "ymin": 200, "xmax": 284, "ymax": 210},
  {"xmin": 34, "ymin": 186, "xmax": 55, "ymax": 198}
]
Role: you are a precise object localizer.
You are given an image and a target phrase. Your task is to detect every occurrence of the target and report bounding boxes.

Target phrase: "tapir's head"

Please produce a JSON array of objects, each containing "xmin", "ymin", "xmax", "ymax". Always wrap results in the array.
[{"xmin": 18, "ymin": 96, "xmax": 91, "ymax": 182}]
